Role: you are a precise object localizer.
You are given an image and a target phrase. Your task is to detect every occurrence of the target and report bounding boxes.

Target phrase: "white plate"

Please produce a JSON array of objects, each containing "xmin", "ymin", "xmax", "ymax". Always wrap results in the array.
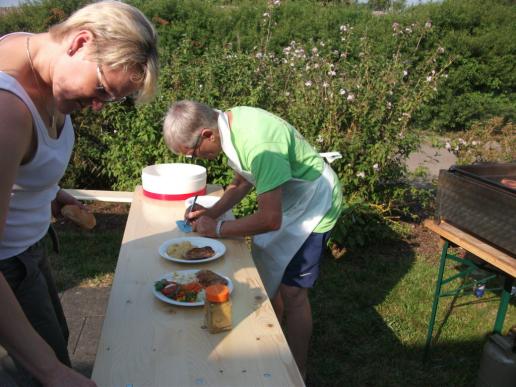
[
  {"xmin": 153, "ymin": 270, "xmax": 233, "ymax": 307},
  {"xmin": 159, "ymin": 236, "xmax": 226, "ymax": 264}
]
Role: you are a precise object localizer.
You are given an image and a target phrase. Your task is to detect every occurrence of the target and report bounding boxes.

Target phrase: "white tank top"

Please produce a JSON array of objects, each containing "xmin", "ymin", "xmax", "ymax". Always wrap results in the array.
[{"xmin": 0, "ymin": 41, "xmax": 74, "ymax": 259}]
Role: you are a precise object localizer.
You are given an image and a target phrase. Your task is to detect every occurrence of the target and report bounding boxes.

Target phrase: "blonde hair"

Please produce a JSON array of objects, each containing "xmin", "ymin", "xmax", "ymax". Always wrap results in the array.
[
  {"xmin": 163, "ymin": 100, "xmax": 219, "ymax": 154},
  {"xmin": 50, "ymin": 1, "xmax": 158, "ymax": 103}
]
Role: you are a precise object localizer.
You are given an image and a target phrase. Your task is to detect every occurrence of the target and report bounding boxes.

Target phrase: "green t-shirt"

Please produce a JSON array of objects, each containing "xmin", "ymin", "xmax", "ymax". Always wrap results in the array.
[{"xmin": 228, "ymin": 106, "xmax": 342, "ymax": 232}]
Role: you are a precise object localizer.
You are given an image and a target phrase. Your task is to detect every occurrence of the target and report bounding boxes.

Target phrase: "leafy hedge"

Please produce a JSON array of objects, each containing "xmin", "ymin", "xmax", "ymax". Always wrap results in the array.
[{"xmin": 1, "ymin": 0, "xmax": 514, "ymax": 249}]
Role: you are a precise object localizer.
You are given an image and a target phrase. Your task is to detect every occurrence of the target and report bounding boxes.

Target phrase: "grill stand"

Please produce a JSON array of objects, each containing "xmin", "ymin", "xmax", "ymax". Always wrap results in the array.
[{"xmin": 423, "ymin": 220, "xmax": 515, "ymax": 362}]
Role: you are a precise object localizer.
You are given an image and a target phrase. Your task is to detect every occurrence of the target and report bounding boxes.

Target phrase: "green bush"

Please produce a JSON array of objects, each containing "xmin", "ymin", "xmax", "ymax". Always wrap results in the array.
[{"xmin": 2, "ymin": 0, "xmax": 512, "ymax": 249}]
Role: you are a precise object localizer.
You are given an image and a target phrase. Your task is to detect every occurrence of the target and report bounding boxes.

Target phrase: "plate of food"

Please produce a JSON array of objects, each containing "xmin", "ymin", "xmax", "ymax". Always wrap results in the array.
[
  {"xmin": 153, "ymin": 269, "xmax": 233, "ymax": 306},
  {"xmin": 159, "ymin": 237, "xmax": 226, "ymax": 263}
]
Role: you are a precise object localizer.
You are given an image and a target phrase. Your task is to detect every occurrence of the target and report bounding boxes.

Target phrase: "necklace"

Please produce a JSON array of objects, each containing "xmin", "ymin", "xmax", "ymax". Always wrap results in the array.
[{"xmin": 26, "ymin": 35, "xmax": 57, "ymax": 133}]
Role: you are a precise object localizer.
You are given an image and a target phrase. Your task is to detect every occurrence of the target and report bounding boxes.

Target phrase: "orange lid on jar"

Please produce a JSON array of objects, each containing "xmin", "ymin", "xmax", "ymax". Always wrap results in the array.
[{"xmin": 205, "ymin": 284, "xmax": 230, "ymax": 303}]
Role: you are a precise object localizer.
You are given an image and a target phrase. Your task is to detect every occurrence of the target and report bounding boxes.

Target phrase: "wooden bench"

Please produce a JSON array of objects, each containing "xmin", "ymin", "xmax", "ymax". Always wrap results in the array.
[{"xmin": 63, "ymin": 189, "xmax": 134, "ymax": 203}]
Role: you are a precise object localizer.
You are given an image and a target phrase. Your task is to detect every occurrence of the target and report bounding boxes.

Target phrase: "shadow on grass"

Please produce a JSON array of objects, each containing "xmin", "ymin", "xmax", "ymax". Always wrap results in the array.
[{"xmin": 307, "ymin": 227, "xmax": 507, "ymax": 387}]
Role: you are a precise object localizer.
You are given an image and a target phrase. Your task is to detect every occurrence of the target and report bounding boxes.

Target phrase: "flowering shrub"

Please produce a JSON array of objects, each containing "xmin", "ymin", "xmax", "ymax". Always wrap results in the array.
[{"xmin": 246, "ymin": 4, "xmax": 450, "ymax": 246}]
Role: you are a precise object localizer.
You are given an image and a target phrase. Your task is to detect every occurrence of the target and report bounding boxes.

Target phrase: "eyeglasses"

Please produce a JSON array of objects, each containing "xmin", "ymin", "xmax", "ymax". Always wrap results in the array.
[
  {"xmin": 185, "ymin": 134, "xmax": 203, "ymax": 160},
  {"xmin": 95, "ymin": 64, "xmax": 127, "ymax": 103}
]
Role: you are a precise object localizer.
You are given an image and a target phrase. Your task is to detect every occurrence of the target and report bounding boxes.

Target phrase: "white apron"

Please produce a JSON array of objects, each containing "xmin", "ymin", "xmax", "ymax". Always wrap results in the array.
[{"xmin": 217, "ymin": 111, "xmax": 337, "ymax": 297}]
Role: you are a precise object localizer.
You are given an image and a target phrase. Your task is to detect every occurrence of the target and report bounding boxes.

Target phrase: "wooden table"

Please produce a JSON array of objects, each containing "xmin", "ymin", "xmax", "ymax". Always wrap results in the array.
[
  {"xmin": 91, "ymin": 186, "xmax": 304, "ymax": 387},
  {"xmin": 423, "ymin": 219, "xmax": 515, "ymax": 359}
]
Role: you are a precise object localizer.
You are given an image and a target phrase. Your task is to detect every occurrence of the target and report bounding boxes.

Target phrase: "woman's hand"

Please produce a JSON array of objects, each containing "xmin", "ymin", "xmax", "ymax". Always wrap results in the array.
[
  {"xmin": 51, "ymin": 189, "xmax": 85, "ymax": 218},
  {"xmin": 185, "ymin": 204, "xmax": 214, "ymax": 224},
  {"xmin": 192, "ymin": 215, "xmax": 217, "ymax": 237}
]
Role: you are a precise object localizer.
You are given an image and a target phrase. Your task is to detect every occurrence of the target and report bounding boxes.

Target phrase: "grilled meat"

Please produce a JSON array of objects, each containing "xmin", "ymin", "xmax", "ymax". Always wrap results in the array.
[
  {"xmin": 196, "ymin": 269, "xmax": 228, "ymax": 287},
  {"xmin": 184, "ymin": 246, "xmax": 215, "ymax": 260}
]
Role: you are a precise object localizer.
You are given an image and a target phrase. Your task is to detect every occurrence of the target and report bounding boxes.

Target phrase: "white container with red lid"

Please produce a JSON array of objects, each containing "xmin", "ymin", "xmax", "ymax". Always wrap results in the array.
[{"xmin": 142, "ymin": 163, "xmax": 207, "ymax": 200}]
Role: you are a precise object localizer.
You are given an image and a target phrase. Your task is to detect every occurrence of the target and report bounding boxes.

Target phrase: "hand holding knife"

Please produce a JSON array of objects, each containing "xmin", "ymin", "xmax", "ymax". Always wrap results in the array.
[{"xmin": 186, "ymin": 195, "xmax": 198, "ymax": 224}]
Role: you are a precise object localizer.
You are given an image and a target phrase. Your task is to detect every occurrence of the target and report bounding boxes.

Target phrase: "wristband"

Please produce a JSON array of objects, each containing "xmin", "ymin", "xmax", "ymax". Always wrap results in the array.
[{"xmin": 215, "ymin": 220, "xmax": 225, "ymax": 238}]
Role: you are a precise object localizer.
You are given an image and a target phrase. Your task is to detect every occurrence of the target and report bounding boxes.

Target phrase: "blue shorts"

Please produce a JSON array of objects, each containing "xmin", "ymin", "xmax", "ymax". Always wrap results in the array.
[{"xmin": 281, "ymin": 231, "xmax": 330, "ymax": 288}]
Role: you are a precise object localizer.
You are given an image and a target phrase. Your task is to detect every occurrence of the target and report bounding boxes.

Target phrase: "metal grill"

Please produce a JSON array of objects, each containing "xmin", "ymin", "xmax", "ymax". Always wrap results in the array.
[{"xmin": 436, "ymin": 163, "xmax": 516, "ymax": 257}]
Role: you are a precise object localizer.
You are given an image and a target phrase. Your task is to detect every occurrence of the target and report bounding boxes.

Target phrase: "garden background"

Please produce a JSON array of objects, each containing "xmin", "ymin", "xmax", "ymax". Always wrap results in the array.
[{"xmin": 1, "ymin": 0, "xmax": 515, "ymax": 386}]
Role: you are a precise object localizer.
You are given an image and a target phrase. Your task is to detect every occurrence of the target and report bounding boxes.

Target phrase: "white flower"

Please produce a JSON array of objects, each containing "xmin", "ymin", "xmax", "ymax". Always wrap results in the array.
[
  {"xmin": 373, "ymin": 163, "xmax": 379, "ymax": 171},
  {"xmin": 305, "ymin": 80, "xmax": 313, "ymax": 87},
  {"xmin": 273, "ymin": 0, "xmax": 281, "ymax": 6},
  {"xmin": 316, "ymin": 135, "xmax": 324, "ymax": 143},
  {"xmin": 255, "ymin": 52, "xmax": 263, "ymax": 59},
  {"xmin": 387, "ymin": 102, "xmax": 392, "ymax": 109},
  {"xmin": 199, "ymin": 84, "xmax": 203, "ymax": 89},
  {"xmin": 405, "ymin": 27, "xmax": 412, "ymax": 34},
  {"xmin": 340, "ymin": 24, "xmax": 348, "ymax": 32},
  {"xmin": 339, "ymin": 88, "xmax": 346, "ymax": 95},
  {"xmin": 437, "ymin": 46, "xmax": 445, "ymax": 54},
  {"xmin": 263, "ymin": 12, "xmax": 270, "ymax": 17},
  {"xmin": 459, "ymin": 138, "xmax": 467, "ymax": 145},
  {"xmin": 403, "ymin": 70, "xmax": 408, "ymax": 77},
  {"xmin": 113, "ymin": 130, "xmax": 117, "ymax": 134},
  {"xmin": 311, "ymin": 47, "xmax": 318, "ymax": 54},
  {"xmin": 426, "ymin": 76, "xmax": 433, "ymax": 82},
  {"xmin": 356, "ymin": 171, "xmax": 365, "ymax": 178},
  {"xmin": 472, "ymin": 140, "xmax": 478, "ymax": 146},
  {"xmin": 285, "ymin": 91, "xmax": 290, "ymax": 97},
  {"xmin": 445, "ymin": 142, "xmax": 451, "ymax": 150},
  {"xmin": 319, "ymin": 41, "xmax": 325, "ymax": 47},
  {"xmin": 314, "ymin": 63, "xmax": 320, "ymax": 69},
  {"xmin": 347, "ymin": 93, "xmax": 355, "ymax": 101},
  {"xmin": 328, "ymin": 70, "xmax": 337, "ymax": 76},
  {"xmin": 392, "ymin": 22, "xmax": 400, "ymax": 31},
  {"xmin": 425, "ymin": 21, "xmax": 432, "ymax": 29},
  {"xmin": 323, "ymin": 81, "xmax": 329, "ymax": 88}
]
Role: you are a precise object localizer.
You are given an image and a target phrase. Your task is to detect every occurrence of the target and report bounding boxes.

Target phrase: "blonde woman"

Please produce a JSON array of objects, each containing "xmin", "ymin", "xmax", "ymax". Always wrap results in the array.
[{"xmin": 0, "ymin": 2, "xmax": 158, "ymax": 386}]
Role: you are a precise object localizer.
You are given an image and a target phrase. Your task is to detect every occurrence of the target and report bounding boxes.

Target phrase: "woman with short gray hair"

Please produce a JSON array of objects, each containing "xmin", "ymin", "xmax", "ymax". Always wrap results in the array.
[{"xmin": 163, "ymin": 100, "xmax": 343, "ymax": 380}]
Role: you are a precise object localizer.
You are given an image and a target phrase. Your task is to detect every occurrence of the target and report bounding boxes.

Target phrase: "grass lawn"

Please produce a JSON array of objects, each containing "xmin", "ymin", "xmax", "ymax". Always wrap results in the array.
[{"xmin": 49, "ymin": 203, "xmax": 515, "ymax": 387}]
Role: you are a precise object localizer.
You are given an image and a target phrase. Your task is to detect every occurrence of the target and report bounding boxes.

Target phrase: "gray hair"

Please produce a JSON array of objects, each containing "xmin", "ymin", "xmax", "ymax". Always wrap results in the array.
[
  {"xmin": 50, "ymin": 1, "xmax": 158, "ymax": 103},
  {"xmin": 163, "ymin": 100, "xmax": 219, "ymax": 154}
]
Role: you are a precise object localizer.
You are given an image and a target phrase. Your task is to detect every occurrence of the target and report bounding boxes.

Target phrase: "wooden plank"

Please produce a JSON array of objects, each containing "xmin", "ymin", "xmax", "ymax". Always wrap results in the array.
[
  {"xmin": 63, "ymin": 189, "xmax": 133, "ymax": 203},
  {"xmin": 424, "ymin": 219, "xmax": 516, "ymax": 278},
  {"xmin": 64, "ymin": 184, "xmax": 225, "ymax": 203},
  {"xmin": 92, "ymin": 186, "xmax": 303, "ymax": 387}
]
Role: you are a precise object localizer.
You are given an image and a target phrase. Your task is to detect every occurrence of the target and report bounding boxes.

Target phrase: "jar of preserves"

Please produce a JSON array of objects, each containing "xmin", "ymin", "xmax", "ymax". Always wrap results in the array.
[{"xmin": 204, "ymin": 284, "xmax": 232, "ymax": 334}]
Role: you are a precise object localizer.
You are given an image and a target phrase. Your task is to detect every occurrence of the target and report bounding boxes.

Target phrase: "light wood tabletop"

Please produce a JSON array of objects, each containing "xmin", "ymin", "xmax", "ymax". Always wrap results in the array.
[
  {"xmin": 424, "ymin": 219, "xmax": 516, "ymax": 278},
  {"xmin": 91, "ymin": 185, "xmax": 304, "ymax": 387}
]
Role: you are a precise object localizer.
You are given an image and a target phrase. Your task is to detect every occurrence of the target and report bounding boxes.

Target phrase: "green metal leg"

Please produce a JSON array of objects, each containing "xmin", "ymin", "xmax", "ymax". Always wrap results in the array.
[
  {"xmin": 493, "ymin": 276, "xmax": 515, "ymax": 334},
  {"xmin": 424, "ymin": 240, "xmax": 449, "ymax": 361}
]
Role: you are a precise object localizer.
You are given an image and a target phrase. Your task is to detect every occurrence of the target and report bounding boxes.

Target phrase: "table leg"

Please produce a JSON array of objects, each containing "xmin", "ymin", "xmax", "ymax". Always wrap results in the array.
[
  {"xmin": 424, "ymin": 240, "xmax": 449, "ymax": 361},
  {"xmin": 493, "ymin": 276, "xmax": 515, "ymax": 334}
]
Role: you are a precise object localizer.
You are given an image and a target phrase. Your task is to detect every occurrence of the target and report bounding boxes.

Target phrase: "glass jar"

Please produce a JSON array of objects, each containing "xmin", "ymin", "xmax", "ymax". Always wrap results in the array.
[{"xmin": 204, "ymin": 284, "xmax": 232, "ymax": 334}]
